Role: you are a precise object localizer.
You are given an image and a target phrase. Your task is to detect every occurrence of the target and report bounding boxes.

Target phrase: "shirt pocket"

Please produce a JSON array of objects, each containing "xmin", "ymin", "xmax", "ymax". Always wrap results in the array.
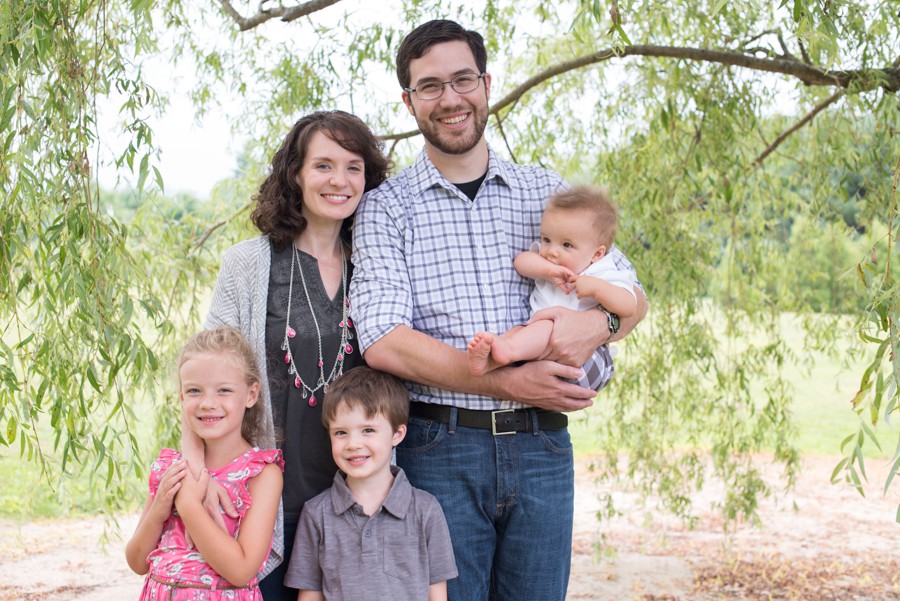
[{"xmin": 382, "ymin": 534, "xmax": 424, "ymax": 581}]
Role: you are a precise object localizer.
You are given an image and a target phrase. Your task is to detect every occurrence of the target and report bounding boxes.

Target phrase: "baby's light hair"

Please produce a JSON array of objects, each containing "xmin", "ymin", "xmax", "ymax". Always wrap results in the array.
[
  {"xmin": 322, "ymin": 367, "xmax": 409, "ymax": 432},
  {"xmin": 547, "ymin": 185, "xmax": 618, "ymax": 249},
  {"xmin": 178, "ymin": 326, "xmax": 262, "ymax": 446}
]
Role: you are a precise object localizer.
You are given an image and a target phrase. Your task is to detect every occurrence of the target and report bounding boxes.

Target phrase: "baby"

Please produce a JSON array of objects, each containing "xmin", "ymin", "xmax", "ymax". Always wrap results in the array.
[{"xmin": 468, "ymin": 185, "xmax": 637, "ymax": 376}]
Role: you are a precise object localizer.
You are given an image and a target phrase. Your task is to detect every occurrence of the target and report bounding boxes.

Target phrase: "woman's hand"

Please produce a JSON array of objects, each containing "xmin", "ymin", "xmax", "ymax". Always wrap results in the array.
[{"xmin": 204, "ymin": 478, "xmax": 237, "ymax": 525}]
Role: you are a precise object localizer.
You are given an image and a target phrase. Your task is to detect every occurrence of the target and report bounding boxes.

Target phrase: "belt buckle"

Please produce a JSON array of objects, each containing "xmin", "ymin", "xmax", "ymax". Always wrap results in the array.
[{"xmin": 491, "ymin": 409, "xmax": 517, "ymax": 436}]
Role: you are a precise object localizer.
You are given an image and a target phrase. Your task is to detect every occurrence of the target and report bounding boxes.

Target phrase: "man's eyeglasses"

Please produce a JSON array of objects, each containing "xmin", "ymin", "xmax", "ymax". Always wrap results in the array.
[{"xmin": 404, "ymin": 72, "xmax": 486, "ymax": 101}]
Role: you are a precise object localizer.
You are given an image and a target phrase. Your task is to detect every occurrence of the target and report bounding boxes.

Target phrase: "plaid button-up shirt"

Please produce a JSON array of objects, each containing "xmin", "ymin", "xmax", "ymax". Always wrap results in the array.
[{"xmin": 351, "ymin": 148, "xmax": 640, "ymax": 410}]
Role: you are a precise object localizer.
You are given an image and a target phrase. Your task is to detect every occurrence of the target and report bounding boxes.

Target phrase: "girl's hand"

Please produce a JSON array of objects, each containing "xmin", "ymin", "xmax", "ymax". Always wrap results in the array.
[
  {"xmin": 185, "ymin": 477, "xmax": 235, "ymax": 548},
  {"xmin": 175, "ymin": 466, "xmax": 211, "ymax": 511},
  {"xmin": 147, "ymin": 460, "xmax": 187, "ymax": 524},
  {"xmin": 126, "ymin": 459, "xmax": 188, "ymax": 576}
]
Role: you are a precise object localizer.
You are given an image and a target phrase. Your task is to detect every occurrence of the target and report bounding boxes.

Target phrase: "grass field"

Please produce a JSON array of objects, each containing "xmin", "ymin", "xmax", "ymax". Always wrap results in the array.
[
  {"xmin": 570, "ymin": 343, "xmax": 895, "ymax": 459},
  {"xmin": 570, "ymin": 312, "xmax": 896, "ymax": 460}
]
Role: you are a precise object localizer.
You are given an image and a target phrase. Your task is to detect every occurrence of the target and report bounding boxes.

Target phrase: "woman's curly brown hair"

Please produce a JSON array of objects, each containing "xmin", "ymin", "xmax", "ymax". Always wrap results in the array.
[{"xmin": 251, "ymin": 111, "xmax": 391, "ymax": 251}]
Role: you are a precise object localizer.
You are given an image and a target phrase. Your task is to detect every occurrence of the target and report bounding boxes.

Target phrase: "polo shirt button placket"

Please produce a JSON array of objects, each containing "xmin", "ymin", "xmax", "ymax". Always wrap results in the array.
[{"xmin": 361, "ymin": 523, "xmax": 376, "ymax": 556}]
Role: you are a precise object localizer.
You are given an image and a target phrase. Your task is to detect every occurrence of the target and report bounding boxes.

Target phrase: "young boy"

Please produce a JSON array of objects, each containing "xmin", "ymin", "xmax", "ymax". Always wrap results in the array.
[
  {"xmin": 467, "ymin": 185, "xmax": 638, "ymax": 376},
  {"xmin": 284, "ymin": 366, "xmax": 457, "ymax": 601}
]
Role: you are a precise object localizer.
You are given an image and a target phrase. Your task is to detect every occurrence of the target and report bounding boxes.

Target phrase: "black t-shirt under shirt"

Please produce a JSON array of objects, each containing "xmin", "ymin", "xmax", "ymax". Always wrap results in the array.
[{"xmin": 454, "ymin": 173, "xmax": 487, "ymax": 200}]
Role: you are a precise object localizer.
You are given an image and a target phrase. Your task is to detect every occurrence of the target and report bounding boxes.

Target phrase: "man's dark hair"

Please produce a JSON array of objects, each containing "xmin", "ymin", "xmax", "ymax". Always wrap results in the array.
[{"xmin": 396, "ymin": 19, "xmax": 487, "ymax": 89}]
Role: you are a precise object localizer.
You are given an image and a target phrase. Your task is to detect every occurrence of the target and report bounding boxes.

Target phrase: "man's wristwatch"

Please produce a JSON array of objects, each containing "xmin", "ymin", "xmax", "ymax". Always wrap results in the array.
[{"xmin": 600, "ymin": 307, "xmax": 620, "ymax": 335}]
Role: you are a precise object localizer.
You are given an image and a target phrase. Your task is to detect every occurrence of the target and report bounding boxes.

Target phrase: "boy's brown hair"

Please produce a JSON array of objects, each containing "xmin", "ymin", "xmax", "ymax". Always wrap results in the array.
[
  {"xmin": 546, "ymin": 185, "xmax": 618, "ymax": 249},
  {"xmin": 322, "ymin": 367, "xmax": 409, "ymax": 432}
]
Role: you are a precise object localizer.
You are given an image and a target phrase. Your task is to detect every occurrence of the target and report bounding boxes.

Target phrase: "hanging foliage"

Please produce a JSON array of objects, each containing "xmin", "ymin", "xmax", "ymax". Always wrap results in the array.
[{"xmin": 1, "ymin": 0, "xmax": 897, "ymax": 521}]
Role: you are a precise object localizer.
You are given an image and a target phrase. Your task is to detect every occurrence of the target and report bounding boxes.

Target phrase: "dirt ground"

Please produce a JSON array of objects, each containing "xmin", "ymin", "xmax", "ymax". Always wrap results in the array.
[{"xmin": 0, "ymin": 454, "xmax": 897, "ymax": 600}]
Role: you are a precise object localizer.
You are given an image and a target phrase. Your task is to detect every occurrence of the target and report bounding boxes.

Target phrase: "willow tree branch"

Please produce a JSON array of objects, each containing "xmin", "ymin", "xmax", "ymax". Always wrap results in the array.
[
  {"xmin": 380, "ymin": 128, "xmax": 420, "ymax": 143},
  {"xmin": 192, "ymin": 200, "xmax": 253, "ymax": 251},
  {"xmin": 216, "ymin": 0, "xmax": 343, "ymax": 31},
  {"xmin": 752, "ymin": 90, "xmax": 844, "ymax": 167},
  {"xmin": 739, "ymin": 29, "xmax": 778, "ymax": 49},
  {"xmin": 379, "ymin": 44, "xmax": 899, "ymax": 141},
  {"xmin": 798, "ymin": 40, "xmax": 812, "ymax": 65},
  {"xmin": 493, "ymin": 109, "xmax": 519, "ymax": 165},
  {"xmin": 743, "ymin": 46, "xmax": 778, "ymax": 59},
  {"xmin": 775, "ymin": 31, "xmax": 794, "ymax": 59},
  {"xmin": 386, "ymin": 137, "xmax": 401, "ymax": 160}
]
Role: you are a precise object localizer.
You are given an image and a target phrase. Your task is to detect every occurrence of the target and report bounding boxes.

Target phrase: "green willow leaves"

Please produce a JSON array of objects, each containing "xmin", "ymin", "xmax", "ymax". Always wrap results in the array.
[{"xmin": 1, "ymin": 0, "xmax": 898, "ymax": 523}]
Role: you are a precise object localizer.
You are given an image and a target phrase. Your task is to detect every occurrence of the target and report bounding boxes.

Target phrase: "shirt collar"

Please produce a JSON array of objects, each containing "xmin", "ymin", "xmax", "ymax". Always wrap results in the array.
[
  {"xmin": 408, "ymin": 145, "xmax": 516, "ymax": 199},
  {"xmin": 328, "ymin": 465, "xmax": 412, "ymax": 519},
  {"xmin": 381, "ymin": 466, "xmax": 412, "ymax": 519}
]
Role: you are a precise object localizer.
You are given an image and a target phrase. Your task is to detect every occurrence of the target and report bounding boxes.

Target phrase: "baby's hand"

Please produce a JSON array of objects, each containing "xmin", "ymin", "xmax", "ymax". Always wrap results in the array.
[
  {"xmin": 547, "ymin": 265, "xmax": 575, "ymax": 293},
  {"xmin": 572, "ymin": 275, "xmax": 600, "ymax": 300},
  {"xmin": 148, "ymin": 460, "xmax": 187, "ymax": 523}
]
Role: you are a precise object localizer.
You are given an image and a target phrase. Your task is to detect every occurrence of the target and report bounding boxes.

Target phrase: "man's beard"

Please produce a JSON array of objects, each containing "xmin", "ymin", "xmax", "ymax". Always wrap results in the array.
[{"xmin": 417, "ymin": 102, "xmax": 489, "ymax": 155}]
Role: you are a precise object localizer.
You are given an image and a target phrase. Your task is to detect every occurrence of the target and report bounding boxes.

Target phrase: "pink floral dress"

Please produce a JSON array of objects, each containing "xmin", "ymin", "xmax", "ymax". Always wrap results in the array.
[{"xmin": 139, "ymin": 447, "xmax": 284, "ymax": 600}]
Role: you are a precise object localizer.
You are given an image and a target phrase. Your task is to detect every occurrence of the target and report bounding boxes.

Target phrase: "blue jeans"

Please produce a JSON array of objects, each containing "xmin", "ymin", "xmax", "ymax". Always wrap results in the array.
[{"xmin": 397, "ymin": 408, "xmax": 575, "ymax": 601}]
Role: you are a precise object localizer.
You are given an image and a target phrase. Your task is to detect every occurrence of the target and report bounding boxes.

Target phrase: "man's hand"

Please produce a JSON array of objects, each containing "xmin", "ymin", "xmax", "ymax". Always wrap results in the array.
[
  {"xmin": 527, "ymin": 305, "xmax": 608, "ymax": 367},
  {"xmin": 365, "ymin": 324, "xmax": 596, "ymax": 413},
  {"xmin": 490, "ymin": 360, "xmax": 595, "ymax": 412}
]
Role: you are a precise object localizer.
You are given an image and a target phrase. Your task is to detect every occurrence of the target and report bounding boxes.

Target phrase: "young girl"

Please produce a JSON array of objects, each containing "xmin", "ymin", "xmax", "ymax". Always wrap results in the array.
[{"xmin": 126, "ymin": 326, "xmax": 284, "ymax": 600}]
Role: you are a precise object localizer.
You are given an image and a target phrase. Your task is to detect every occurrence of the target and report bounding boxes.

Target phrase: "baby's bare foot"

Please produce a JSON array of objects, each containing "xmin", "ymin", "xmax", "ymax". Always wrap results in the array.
[
  {"xmin": 467, "ymin": 332, "xmax": 495, "ymax": 376},
  {"xmin": 488, "ymin": 336, "xmax": 516, "ymax": 368}
]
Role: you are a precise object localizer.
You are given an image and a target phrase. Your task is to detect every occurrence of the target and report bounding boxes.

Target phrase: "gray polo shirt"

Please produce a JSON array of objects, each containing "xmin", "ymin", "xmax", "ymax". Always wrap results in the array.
[{"xmin": 285, "ymin": 466, "xmax": 457, "ymax": 600}]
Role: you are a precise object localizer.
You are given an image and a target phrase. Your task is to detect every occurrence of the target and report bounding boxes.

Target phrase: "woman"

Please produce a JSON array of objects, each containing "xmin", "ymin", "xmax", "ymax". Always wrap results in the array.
[{"xmin": 184, "ymin": 111, "xmax": 390, "ymax": 600}]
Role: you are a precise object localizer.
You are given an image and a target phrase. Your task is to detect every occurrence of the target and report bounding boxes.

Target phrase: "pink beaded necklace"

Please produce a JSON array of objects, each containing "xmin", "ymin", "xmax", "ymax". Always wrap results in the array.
[{"xmin": 281, "ymin": 245, "xmax": 353, "ymax": 407}]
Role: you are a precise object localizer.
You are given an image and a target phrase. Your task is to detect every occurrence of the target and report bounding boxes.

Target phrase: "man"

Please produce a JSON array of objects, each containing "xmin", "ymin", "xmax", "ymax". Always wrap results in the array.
[{"xmin": 351, "ymin": 19, "xmax": 647, "ymax": 601}]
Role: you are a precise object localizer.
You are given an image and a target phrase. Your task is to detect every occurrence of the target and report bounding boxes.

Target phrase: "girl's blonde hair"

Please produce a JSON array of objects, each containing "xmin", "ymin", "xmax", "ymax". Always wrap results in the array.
[{"xmin": 178, "ymin": 327, "xmax": 262, "ymax": 446}]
